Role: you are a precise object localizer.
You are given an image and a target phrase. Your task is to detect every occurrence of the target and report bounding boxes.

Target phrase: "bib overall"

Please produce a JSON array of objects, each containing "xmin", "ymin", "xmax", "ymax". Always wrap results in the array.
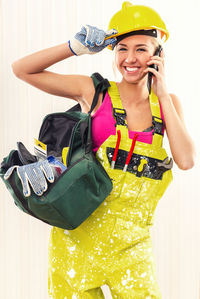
[{"xmin": 48, "ymin": 82, "xmax": 173, "ymax": 299}]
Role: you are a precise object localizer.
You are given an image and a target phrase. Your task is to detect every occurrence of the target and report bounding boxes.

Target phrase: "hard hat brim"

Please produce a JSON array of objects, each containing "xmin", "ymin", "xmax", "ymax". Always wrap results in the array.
[{"xmin": 106, "ymin": 27, "xmax": 169, "ymax": 50}]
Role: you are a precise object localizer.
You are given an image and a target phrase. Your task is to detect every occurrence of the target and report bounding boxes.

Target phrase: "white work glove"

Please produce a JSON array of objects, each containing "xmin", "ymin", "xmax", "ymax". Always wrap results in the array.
[
  {"xmin": 68, "ymin": 25, "xmax": 117, "ymax": 55},
  {"xmin": 4, "ymin": 160, "xmax": 55, "ymax": 197}
]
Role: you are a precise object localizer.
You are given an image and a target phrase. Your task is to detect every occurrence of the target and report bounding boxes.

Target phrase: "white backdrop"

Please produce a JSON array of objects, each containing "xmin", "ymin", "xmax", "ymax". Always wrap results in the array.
[{"xmin": 0, "ymin": 0, "xmax": 200, "ymax": 298}]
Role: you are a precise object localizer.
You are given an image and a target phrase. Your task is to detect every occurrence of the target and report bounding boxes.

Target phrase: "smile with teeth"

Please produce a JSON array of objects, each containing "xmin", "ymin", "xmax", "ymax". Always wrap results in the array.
[{"xmin": 124, "ymin": 66, "xmax": 140, "ymax": 72}]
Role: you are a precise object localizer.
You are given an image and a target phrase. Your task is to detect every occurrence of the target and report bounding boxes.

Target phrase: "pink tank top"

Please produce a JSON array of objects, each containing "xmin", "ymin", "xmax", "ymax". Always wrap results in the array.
[{"xmin": 91, "ymin": 91, "xmax": 165, "ymax": 153}]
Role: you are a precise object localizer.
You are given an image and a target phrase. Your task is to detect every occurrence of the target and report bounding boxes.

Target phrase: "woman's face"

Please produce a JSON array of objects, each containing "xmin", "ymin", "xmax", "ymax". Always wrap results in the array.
[{"xmin": 115, "ymin": 35, "xmax": 157, "ymax": 84}]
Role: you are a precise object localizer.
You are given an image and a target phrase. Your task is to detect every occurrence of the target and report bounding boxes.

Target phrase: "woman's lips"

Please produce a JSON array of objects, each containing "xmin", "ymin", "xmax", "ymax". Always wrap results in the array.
[{"xmin": 124, "ymin": 66, "xmax": 141, "ymax": 74}]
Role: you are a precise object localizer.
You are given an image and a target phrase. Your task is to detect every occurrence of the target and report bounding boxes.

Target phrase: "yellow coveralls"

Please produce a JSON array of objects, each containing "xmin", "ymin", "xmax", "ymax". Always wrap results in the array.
[{"xmin": 48, "ymin": 82, "xmax": 173, "ymax": 298}]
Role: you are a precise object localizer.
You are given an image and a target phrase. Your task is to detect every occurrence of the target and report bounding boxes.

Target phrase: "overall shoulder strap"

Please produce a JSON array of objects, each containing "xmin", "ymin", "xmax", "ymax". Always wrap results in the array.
[
  {"xmin": 108, "ymin": 81, "xmax": 123, "ymax": 109},
  {"xmin": 89, "ymin": 73, "xmax": 110, "ymax": 114},
  {"xmin": 108, "ymin": 82, "xmax": 164, "ymax": 146},
  {"xmin": 149, "ymin": 91, "xmax": 164, "ymax": 147}
]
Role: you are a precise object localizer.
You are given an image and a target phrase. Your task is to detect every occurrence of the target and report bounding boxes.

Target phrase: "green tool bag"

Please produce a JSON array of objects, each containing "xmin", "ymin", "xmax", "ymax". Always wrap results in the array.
[{"xmin": 0, "ymin": 73, "xmax": 113, "ymax": 230}]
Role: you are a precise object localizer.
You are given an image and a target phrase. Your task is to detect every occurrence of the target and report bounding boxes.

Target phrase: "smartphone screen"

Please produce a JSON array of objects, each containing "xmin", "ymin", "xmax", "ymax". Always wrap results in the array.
[{"xmin": 147, "ymin": 45, "xmax": 163, "ymax": 94}]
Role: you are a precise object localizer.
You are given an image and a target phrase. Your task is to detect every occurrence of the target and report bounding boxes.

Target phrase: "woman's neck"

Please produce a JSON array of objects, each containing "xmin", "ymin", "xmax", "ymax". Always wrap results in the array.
[{"xmin": 117, "ymin": 78, "xmax": 149, "ymax": 106}]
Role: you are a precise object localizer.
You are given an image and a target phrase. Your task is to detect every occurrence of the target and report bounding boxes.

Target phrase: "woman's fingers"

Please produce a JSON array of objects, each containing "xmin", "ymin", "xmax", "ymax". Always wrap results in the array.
[
  {"xmin": 147, "ymin": 57, "xmax": 164, "ymax": 66},
  {"xmin": 144, "ymin": 67, "xmax": 161, "ymax": 76},
  {"xmin": 146, "ymin": 57, "xmax": 165, "ymax": 74},
  {"xmin": 143, "ymin": 67, "xmax": 161, "ymax": 78}
]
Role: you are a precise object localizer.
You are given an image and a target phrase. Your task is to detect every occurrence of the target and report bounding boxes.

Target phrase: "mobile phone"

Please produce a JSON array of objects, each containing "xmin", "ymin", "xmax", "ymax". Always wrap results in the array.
[{"xmin": 147, "ymin": 45, "xmax": 163, "ymax": 94}]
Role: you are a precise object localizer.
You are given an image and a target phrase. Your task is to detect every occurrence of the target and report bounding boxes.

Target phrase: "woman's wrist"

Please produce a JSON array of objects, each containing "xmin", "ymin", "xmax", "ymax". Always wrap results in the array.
[{"xmin": 159, "ymin": 93, "xmax": 172, "ymax": 104}]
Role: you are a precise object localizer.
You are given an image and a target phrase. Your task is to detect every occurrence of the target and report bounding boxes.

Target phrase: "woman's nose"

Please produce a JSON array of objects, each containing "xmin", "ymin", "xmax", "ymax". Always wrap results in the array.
[{"xmin": 125, "ymin": 53, "xmax": 137, "ymax": 64}]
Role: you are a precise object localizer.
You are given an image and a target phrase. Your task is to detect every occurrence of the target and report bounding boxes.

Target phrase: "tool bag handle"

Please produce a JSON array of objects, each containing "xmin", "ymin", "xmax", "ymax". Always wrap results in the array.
[
  {"xmin": 66, "ymin": 74, "xmax": 110, "ymax": 165},
  {"xmin": 89, "ymin": 72, "xmax": 110, "ymax": 114},
  {"xmin": 75, "ymin": 72, "xmax": 110, "ymax": 151},
  {"xmin": 84, "ymin": 73, "xmax": 110, "ymax": 152},
  {"xmin": 66, "ymin": 73, "xmax": 110, "ymax": 114}
]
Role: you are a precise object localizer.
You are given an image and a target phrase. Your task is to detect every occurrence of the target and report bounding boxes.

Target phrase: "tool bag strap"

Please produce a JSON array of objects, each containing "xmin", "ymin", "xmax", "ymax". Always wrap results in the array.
[
  {"xmin": 66, "ymin": 73, "xmax": 110, "ymax": 165},
  {"xmin": 83, "ymin": 73, "xmax": 110, "ymax": 153},
  {"xmin": 79, "ymin": 73, "xmax": 110, "ymax": 152},
  {"xmin": 89, "ymin": 72, "xmax": 110, "ymax": 114},
  {"xmin": 66, "ymin": 73, "xmax": 110, "ymax": 114},
  {"xmin": 78, "ymin": 73, "xmax": 111, "ymax": 153}
]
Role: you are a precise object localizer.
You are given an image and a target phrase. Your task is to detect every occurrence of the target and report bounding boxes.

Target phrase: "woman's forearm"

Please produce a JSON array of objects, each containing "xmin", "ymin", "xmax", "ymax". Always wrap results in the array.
[
  {"xmin": 12, "ymin": 42, "xmax": 74, "ymax": 76},
  {"xmin": 160, "ymin": 95, "xmax": 195, "ymax": 170}
]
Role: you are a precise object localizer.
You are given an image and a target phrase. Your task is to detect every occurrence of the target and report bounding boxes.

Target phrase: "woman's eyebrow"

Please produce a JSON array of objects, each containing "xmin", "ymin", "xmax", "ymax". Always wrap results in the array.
[
  {"xmin": 117, "ymin": 43, "xmax": 128, "ymax": 47},
  {"xmin": 135, "ymin": 44, "xmax": 148, "ymax": 47},
  {"xmin": 117, "ymin": 43, "xmax": 148, "ymax": 47}
]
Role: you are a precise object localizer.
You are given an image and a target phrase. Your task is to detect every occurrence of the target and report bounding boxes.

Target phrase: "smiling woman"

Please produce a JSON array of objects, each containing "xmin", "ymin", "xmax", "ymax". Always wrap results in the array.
[
  {"xmin": 0, "ymin": 0, "xmax": 199, "ymax": 299},
  {"xmin": 114, "ymin": 36, "xmax": 157, "ymax": 84},
  {"xmin": 112, "ymin": 36, "xmax": 160, "ymax": 82},
  {"xmin": 10, "ymin": 2, "xmax": 193, "ymax": 298}
]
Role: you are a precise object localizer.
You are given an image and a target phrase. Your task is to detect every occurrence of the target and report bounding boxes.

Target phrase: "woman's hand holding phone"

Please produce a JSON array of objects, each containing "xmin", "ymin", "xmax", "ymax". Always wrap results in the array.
[{"xmin": 145, "ymin": 45, "xmax": 168, "ymax": 99}]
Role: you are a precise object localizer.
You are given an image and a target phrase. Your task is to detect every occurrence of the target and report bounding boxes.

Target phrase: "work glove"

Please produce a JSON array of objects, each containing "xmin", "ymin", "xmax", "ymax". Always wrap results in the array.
[
  {"xmin": 4, "ymin": 160, "xmax": 55, "ymax": 197},
  {"xmin": 68, "ymin": 25, "xmax": 117, "ymax": 55}
]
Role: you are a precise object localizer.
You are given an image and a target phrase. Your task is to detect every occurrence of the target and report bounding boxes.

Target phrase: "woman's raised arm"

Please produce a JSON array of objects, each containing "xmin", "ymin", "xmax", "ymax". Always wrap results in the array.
[
  {"xmin": 11, "ymin": 43, "xmax": 92, "ymax": 101},
  {"xmin": 11, "ymin": 26, "xmax": 117, "ymax": 102}
]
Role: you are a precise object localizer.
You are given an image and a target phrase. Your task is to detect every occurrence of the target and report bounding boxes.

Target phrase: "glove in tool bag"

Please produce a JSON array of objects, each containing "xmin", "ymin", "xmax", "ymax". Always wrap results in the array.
[{"xmin": 0, "ymin": 73, "xmax": 113, "ymax": 230}]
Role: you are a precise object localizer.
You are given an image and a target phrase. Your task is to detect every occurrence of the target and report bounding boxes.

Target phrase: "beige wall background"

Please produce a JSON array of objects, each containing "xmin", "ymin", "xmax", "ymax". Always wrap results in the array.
[{"xmin": 0, "ymin": 0, "xmax": 200, "ymax": 298}]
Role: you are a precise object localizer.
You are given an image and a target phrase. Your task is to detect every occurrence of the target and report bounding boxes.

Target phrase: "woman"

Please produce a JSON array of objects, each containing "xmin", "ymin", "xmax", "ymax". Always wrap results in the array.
[{"xmin": 11, "ymin": 2, "xmax": 195, "ymax": 298}]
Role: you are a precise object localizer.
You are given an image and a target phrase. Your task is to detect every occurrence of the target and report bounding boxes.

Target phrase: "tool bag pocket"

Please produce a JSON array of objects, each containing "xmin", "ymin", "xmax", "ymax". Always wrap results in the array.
[{"xmin": 0, "ymin": 149, "xmax": 112, "ymax": 229}]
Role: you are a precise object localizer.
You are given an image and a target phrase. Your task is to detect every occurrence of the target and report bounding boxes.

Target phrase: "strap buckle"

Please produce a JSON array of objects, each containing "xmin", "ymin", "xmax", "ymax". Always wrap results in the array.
[
  {"xmin": 136, "ymin": 157, "xmax": 148, "ymax": 177},
  {"xmin": 152, "ymin": 116, "xmax": 163, "ymax": 135},
  {"xmin": 113, "ymin": 108, "xmax": 127, "ymax": 127}
]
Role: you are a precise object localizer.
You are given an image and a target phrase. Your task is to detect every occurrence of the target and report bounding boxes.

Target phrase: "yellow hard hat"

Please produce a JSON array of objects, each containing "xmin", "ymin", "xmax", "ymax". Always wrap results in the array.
[{"xmin": 107, "ymin": 1, "xmax": 169, "ymax": 49}]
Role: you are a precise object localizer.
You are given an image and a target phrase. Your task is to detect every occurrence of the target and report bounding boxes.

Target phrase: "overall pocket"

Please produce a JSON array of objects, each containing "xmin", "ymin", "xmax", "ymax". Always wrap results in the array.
[
  {"xmin": 110, "ymin": 217, "xmax": 150, "ymax": 253},
  {"xmin": 134, "ymin": 168, "xmax": 173, "ymax": 226}
]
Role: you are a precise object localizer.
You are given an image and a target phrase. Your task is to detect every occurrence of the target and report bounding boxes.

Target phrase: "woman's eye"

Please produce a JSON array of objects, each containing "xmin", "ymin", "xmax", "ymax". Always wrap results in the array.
[
  {"xmin": 137, "ymin": 48, "xmax": 146, "ymax": 52},
  {"xmin": 118, "ymin": 48, "xmax": 127, "ymax": 51}
]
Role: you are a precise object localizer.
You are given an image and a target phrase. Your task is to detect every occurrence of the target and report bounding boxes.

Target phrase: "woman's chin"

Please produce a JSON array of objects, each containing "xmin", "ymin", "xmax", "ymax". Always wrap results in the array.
[{"xmin": 123, "ymin": 73, "xmax": 147, "ymax": 85}]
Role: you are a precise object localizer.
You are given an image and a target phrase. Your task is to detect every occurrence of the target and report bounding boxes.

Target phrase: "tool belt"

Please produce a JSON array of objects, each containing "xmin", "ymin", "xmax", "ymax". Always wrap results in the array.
[{"xmin": 106, "ymin": 147, "xmax": 173, "ymax": 179}]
